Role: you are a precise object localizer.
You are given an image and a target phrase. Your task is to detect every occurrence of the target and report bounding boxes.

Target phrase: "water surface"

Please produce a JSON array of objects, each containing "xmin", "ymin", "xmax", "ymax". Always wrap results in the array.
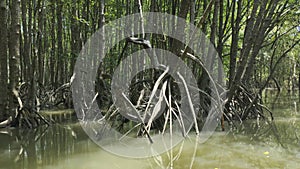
[{"xmin": 0, "ymin": 92, "xmax": 299, "ymax": 169}]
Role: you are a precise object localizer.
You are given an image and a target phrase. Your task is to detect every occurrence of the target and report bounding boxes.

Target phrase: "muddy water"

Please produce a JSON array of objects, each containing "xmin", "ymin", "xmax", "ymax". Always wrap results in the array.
[{"xmin": 0, "ymin": 93, "xmax": 299, "ymax": 169}]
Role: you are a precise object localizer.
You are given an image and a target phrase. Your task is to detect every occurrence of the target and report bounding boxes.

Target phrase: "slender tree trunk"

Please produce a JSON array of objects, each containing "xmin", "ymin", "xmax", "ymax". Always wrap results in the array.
[
  {"xmin": 82, "ymin": 0, "xmax": 87, "ymax": 43},
  {"xmin": 229, "ymin": 0, "xmax": 241, "ymax": 88},
  {"xmin": 50, "ymin": 0, "xmax": 56, "ymax": 86},
  {"xmin": 199, "ymin": 0, "xmax": 218, "ymax": 86},
  {"xmin": 217, "ymin": 0, "xmax": 224, "ymax": 82},
  {"xmin": 42, "ymin": 8, "xmax": 49, "ymax": 86},
  {"xmin": 37, "ymin": 0, "xmax": 45, "ymax": 85},
  {"xmin": 27, "ymin": 0, "xmax": 33, "ymax": 83},
  {"xmin": 242, "ymin": 0, "xmax": 278, "ymax": 83},
  {"xmin": 8, "ymin": 0, "xmax": 21, "ymax": 113},
  {"xmin": 56, "ymin": 0, "xmax": 64, "ymax": 85},
  {"xmin": 227, "ymin": 0, "xmax": 260, "ymax": 101},
  {"xmin": 170, "ymin": 0, "xmax": 190, "ymax": 56},
  {"xmin": 98, "ymin": 0, "xmax": 105, "ymax": 74},
  {"xmin": 190, "ymin": 0, "xmax": 195, "ymax": 25},
  {"xmin": 298, "ymin": 63, "xmax": 300, "ymax": 101},
  {"xmin": 70, "ymin": 0, "xmax": 80, "ymax": 76},
  {"xmin": 0, "ymin": 0, "xmax": 8, "ymax": 118},
  {"xmin": 99, "ymin": 0, "xmax": 105, "ymax": 58},
  {"xmin": 21, "ymin": 0, "xmax": 29, "ymax": 82}
]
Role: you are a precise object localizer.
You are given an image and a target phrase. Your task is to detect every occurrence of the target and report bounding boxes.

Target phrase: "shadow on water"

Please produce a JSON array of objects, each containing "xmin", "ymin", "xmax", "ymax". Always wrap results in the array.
[{"xmin": 0, "ymin": 91, "xmax": 300, "ymax": 169}]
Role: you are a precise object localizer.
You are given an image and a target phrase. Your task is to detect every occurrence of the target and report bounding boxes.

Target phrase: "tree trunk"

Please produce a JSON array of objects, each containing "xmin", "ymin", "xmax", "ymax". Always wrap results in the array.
[
  {"xmin": 50, "ymin": 0, "xmax": 56, "ymax": 86},
  {"xmin": 298, "ymin": 64, "xmax": 300, "ymax": 101},
  {"xmin": 190, "ymin": 0, "xmax": 195, "ymax": 25},
  {"xmin": 170, "ymin": 0, "xmax": 190, "ymax": 56},
  {"xmin": 37, "ymin": 0, "xmax": 45, "ymax": 85},
  {"xmin": 227, "ymin": 0, "xmax": 260, "ymax": 101},
  {"xmin": 21, "ymin": 0, "xmax": 30, "ymax": 82},
  {"xmin": 0, "ymin": 0, "xmax": 8, "ymax": 118},
  {"xmin": 198, "ymin": 0, "xmax": 218, "ymax": 116},
  {"xmin": 70, "ymin": 0, "xmax": 80, "ymax": 76},
  {"xmin": 8, "ymin": 0, "xmax": 21, "ymax": 113},
  {"xmin": 99, "ymin": 0, "xmax": 105, "ymax": 63},
  {"xmin": 56, "ymin": 0, "xmax": 64, "ymax": 86},
  {"xmin": 242, "ymin": 0, "xmax": 278, "ymax": 83},
  {"xmin": 228, "ymin": 0, "xmax": 241, "ymax": 88}
]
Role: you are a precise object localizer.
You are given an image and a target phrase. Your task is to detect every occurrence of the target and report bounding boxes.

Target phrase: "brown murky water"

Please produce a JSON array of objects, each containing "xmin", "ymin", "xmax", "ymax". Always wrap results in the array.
[{"xmin": 0, "ymin": 91, "xmax": 299, "ymax": 169}]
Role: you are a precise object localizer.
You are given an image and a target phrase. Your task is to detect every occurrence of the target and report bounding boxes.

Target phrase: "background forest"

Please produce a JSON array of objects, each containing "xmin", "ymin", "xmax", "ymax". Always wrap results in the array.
[
  {"xmin": 1, "ymin": 0, "xmax": 300, "ymax": 169},
  {"xmin": 0, "ymin": 0, "xmax": 299, "ymax": 129}
]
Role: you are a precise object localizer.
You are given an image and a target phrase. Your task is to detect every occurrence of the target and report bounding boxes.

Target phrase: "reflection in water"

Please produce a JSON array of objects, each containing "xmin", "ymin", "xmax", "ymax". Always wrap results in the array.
[
  {"xmin": 0, "ymin": 122, "xmax": 300, "ymax": 169},
  {"xmin": 0, "ymin": 91, "xmax": 299, "ymax": 169},
  {"xmin": 0, "ymin": 124, "xmax": 92, "ymax": 169},
  {"xmin": 0, "ymin": 123, "xmax": 152, "ymax": 169}
]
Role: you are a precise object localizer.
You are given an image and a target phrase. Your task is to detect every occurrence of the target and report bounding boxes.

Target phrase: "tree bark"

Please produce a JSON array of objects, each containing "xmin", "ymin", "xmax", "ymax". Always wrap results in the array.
[
  {"xmin": 170, "ymin": 0, "xmax": 190, "ymax": 56},
  {"xmin": 190, "ymin": 0, "xmax": 195, "ymax": 25},
  {"xmin": 0, "ymin": 0, "xmax": 8, "ymax": 118},
  {"xmin": 56, "ymin": 0, "xmax": 64, "ymax": 86},
  {"xmin": 242, "ymin": 0, "xmax": 279, "ymax": 83},
  {"xmin": 21, "ymin": 0, "xmax": 30, "ymax": 82},
  {"xmin": 228, "ymin": 0, "xmax": 241, "ymax": 88},
  {"xmin": 198, "ymin": 0, "xmax": 218, "ymax": 115},
  {"xmin": 70, "ymin": 0, "xmax": 81, "ymax": 76},
  {"xmin": 8, "ymin": 0, "xmax": 21, "ymax": 113},
  {"xmin": 37, "ymin": 0, "xmax": 45, "ymax": 85},
  {"xmin": 50, "ymin": 0, "xmax": 56, "ymax": 86},
  {"xmin": 227, "ymin": 0, "xmax": 260, "ymax": 101}
]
